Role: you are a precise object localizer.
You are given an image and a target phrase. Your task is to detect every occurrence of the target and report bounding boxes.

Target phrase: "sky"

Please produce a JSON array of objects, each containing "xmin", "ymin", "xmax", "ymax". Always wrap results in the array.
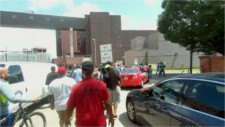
[{"xmin": 0, "ymin": 0, "xmax": 163, "ymax": 58}]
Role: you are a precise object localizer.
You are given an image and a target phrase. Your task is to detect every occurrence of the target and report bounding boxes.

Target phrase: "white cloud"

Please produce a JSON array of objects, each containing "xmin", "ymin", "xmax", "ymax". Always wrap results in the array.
[
  {"xmin": 145, "ymin": 0, "xmax": 159, "ymax": 6},
  {"xmin": 63, "ymin": 2, "xmax": 101, "ymax": 18},
  {"xmin": 63, "ymin": 0, "xmax": 75, "ymax": 9},
  {"xmin": 135, "ymin": 22, "xmax": 157, "ymax": 30},
  {"xmin": 29, "ymin": 0, "xmax": 59, "ymax": 9},
  {"xmin": 63, "ymin": 2, "xmax": 157, "ymax": 30},
  {"xmin": 121, "ymin": 15, "xmax": 132, "ymax": 30},
  {"xmin": 29, "ymin": 0, "xmax": 74, "ymax": 9},
  {"xmin": 0, "ymin": 27, "xmax": 57, "ymax": 58}
]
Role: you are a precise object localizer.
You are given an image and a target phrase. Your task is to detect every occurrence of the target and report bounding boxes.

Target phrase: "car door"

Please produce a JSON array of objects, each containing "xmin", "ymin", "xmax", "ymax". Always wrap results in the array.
[
  {"xmin": 140, "ymin": 79, "xmax": 186, "ymax": 126},
  {"xmin": 171, "ymin": 80, "xmax": 225, "ymax": 126},
  {"xmin": 23, "ymin": 63, "xmax": 52, "ymax": 99},
  {"xmin": 8, "ymin": 65, "xmax": 27, "ymax": 97},
  {"xmin": 7, "ymin": 65, "xmax": 28, "ymax": 111}
]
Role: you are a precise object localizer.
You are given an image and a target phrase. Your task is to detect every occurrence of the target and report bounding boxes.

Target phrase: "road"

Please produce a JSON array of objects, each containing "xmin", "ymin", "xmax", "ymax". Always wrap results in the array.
[{"xmin": 16, "ymin": 73, "xmax": 181, "ymax": 127}]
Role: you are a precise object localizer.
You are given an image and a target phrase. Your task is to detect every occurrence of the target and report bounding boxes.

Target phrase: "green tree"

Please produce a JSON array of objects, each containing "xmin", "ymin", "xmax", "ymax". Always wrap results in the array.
[
  {"xmin": 158, "ymin": 0, "xmax": 224, "ymax": 55},
  {"xmin": 158, "ymin": 0, "xmax": 224, "ymax": 73}
]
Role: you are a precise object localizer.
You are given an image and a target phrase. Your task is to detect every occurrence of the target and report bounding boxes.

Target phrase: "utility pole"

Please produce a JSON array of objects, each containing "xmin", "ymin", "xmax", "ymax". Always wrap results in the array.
[
  {"xmin": 23, "ymin": 49, "xmax": 28, "ymax": 62},
  {"xmin": 92, "ymin": 38, "xmax": 97, "ymax": 66},
  {"xmin": 69, "ymin": 27, "xmax": 74, "ymax": 57},
  {"xmin": 5, "ymin": 47, "xmax": 7, "ymax": 62}
]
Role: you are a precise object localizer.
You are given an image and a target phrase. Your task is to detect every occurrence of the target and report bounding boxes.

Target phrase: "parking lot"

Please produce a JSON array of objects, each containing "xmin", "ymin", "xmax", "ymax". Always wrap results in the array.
[{"xmin": 19, "ymin": 73, "xmax": 180, "ymax": 127}]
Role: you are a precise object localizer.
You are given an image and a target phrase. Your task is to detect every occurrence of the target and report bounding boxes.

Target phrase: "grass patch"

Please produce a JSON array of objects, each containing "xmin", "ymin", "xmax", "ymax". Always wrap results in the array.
[
  {"xmin": 166, "ymin": 68, "xmax": 200, "ymax": 71},
  {"xmin": 152, "ymin": 68, "xmax": 200, "ymax": 72}
]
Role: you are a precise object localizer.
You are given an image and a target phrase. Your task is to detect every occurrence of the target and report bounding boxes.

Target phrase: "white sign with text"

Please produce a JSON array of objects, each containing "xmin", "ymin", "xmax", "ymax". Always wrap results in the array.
[{"xmin": 100, "ymin": 44, "xmax": 113, "ymax": 63}]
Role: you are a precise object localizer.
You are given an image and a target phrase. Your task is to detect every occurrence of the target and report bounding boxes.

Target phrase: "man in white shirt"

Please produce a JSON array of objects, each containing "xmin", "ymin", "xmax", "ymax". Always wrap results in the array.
[{"xmin": 48, "ymin": 66, "xmax": 76, "ymax": 127}]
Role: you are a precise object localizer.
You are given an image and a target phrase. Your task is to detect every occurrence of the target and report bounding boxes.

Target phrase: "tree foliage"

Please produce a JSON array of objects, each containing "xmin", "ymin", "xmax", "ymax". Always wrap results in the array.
[{"xmin": 158, "ymin": 0, "xmax": 224, "ymax": 55}]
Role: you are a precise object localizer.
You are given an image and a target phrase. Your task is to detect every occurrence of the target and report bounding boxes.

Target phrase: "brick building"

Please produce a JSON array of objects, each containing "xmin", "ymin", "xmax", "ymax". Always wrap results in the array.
[
  {"xmin": 55, "ymin": 12, "xmax": 152, "ymax": 66},
  {"xmin": 199, "ymin": 55, "xmax": 225, "ymax": 73}
]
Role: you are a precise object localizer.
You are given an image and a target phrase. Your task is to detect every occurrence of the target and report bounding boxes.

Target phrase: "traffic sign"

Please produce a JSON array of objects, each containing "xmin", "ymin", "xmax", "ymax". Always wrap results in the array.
[{"xmin": 100, "ymin": 44, "xmax": 113, "ymax": 63}]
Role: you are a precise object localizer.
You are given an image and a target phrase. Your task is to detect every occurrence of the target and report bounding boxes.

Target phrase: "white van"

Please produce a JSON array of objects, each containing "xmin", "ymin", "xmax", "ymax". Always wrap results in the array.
[{"xmin": 0, "ymin": 62, "xmax": 58, "ymax": 111}]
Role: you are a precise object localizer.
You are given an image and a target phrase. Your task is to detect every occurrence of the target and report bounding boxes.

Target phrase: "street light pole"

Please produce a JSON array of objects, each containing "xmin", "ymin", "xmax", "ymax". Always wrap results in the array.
[
  {"xmin": 92, "ymin": 38, "xmax": 97, "ymax": 66},
  {"xmin": 27, "ymin": 50, "xmax": 28, "ymax": 62}
]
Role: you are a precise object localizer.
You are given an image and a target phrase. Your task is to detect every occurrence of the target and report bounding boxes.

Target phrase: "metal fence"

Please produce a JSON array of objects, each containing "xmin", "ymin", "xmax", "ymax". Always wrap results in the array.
[{"xmin": 0, "ymin": 52, "xmax": 52, "ymax": 63}]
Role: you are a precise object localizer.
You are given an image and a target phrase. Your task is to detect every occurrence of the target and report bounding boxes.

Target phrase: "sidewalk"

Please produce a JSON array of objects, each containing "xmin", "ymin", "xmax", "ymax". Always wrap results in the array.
[{"xmin": 148, "ymin": 71, "xmax": 200, "ymax": 84}]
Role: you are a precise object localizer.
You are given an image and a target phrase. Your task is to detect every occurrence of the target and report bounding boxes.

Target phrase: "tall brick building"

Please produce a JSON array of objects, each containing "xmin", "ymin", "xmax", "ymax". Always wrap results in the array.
[{"xmin": 55, "ymin": 12, "xmax": 153, "ymax": 66}]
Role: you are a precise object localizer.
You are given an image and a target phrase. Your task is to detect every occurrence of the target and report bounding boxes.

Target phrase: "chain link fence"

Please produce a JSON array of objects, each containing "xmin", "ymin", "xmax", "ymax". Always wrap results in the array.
[{"xmin": 0, "ymin": 52, "xmax": 52, "ymax": 63}]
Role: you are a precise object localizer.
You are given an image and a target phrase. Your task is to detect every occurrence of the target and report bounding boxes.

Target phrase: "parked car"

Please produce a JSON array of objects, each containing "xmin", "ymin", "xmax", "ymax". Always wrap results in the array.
[
  {"xmin": 120, "ymin": 67, "xmax": 148, "ymax": 88},
  {"xmin": 0, "ymin": 62, "xmax": 58, "ymax": 111},
  {"xmin": 126, "ymin": 73, "xmax": 225, "ymax": 126}
]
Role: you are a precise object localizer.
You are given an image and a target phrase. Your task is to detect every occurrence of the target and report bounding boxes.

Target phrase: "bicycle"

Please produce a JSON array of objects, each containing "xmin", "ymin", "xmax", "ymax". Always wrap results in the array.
[{"xmin": 0, "ymin": 103, "xmax": 47, "ymax": 127}]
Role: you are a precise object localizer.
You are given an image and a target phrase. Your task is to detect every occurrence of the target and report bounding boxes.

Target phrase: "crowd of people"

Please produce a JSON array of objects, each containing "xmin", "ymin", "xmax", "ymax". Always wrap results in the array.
[
  {"xmin": 1, "ymin": 60, "xmax": 166, "ymax": 127},
  {"xmin": 136, "ymin": 61, "xmax": 166, "ymax": 79},
  {"xmin": 46, "ymin": 61, "xmax": 117, "ymax": 127}
]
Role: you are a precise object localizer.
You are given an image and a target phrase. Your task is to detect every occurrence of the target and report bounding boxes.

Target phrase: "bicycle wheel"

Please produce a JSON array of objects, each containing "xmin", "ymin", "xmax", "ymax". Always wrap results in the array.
[{"xmin": 19, "ymin": 112, "xmax": 46, "ymax": 127}]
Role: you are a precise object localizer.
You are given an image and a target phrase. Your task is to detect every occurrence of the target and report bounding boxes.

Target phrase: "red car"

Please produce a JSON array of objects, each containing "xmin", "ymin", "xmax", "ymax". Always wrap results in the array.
[{"xmin": 120, "ymin": 67, "xmax": 148, "ymax": 88}]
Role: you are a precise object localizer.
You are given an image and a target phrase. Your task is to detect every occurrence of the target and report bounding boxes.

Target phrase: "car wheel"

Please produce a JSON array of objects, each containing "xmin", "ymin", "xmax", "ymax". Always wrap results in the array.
[{"xmin": 126, "ymin": 99, "xmax": 137, "ymax": 123}]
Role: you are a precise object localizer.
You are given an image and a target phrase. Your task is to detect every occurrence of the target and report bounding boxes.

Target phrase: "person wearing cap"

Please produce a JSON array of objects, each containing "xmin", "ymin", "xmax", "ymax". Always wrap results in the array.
[
  {"xmin": 71, "ymin": 64, "xmax": 82, "ymax": 83},
  {"xmin": 0, "ymin": 67, "xmax": 38, "ymax": 127},
  {"xmin": 99, "ymin": 63, "xmax": 108, "ymax": 82},
  {"xmin": 48, "ymin": 66, "xmax": 76, "ymax": 127},
  {"xmin": 104, "ymin": 64, "xmax": 122, "ymax": 119},
  {"xmin": 65, "ymin": 61, "xmax": 114, "ymax": 127}
]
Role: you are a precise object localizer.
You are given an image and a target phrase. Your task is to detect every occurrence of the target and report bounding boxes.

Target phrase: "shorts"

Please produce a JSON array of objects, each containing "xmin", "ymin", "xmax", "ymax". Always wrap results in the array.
[{"xmin": 108, "ymin": 86, "xmax": 121, "ymax": 104}]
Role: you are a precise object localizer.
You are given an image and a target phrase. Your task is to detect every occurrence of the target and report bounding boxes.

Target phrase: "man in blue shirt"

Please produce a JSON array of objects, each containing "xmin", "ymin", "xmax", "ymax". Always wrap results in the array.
[
  {"xmin": 116, "ymin": 64, "xmax": 122, "ymax": 72},
  {"xmin": 0, "ymin": 67, "xmax": 37, "ymax": 127},
  {"xmin": 72, "ymin": 64, "xmax": 82, "ymax": 82}
]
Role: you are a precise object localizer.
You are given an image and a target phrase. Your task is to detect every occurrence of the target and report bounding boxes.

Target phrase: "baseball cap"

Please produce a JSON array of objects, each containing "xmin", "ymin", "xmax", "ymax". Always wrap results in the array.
[
  {"xmin": 104, "ymin": 64, "xmax": 111, "ymax": 69},
  {"xmin": 57, "ymin": 66, "xmax": 66, "ymax": 74},
  {"xmin": 82, "ymin": 61, "xmax": 94, "ymax": 72}
]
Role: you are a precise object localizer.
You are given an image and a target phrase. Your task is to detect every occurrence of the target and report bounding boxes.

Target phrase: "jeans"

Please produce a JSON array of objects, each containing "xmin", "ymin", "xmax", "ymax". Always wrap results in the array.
[
  {"xmin": 159, "ymin": 70, "xmax": 165, "ymax": 77},
  {"xmin": 149, "ymin": 72, "xmax": 152, "ymax": 78},
  {"xmin": 0, "ymin": 113, "xmax": 13, "ymax": 127}
]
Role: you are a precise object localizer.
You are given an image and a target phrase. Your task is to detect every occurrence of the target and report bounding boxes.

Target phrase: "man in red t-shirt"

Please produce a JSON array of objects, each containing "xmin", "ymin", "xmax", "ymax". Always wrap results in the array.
[{"xmin": 65, "ymin": 61, "xmax": 114, "ymax": 127}]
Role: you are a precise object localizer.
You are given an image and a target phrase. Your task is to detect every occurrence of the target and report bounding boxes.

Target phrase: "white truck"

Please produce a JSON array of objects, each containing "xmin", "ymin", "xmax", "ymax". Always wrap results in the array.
[{"xmin": 0, "ymin": 62, "xmax": 58, "ymax": 111}]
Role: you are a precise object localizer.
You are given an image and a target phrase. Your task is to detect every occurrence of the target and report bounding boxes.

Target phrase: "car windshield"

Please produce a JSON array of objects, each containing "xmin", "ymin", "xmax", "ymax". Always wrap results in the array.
[
  {"xmin": 121, "ymin": 69, "xmax": 138, "ymax": 74},
  {"xmin": 0, "ymin": 64, "xmax": 5, "ymax": 67}
]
